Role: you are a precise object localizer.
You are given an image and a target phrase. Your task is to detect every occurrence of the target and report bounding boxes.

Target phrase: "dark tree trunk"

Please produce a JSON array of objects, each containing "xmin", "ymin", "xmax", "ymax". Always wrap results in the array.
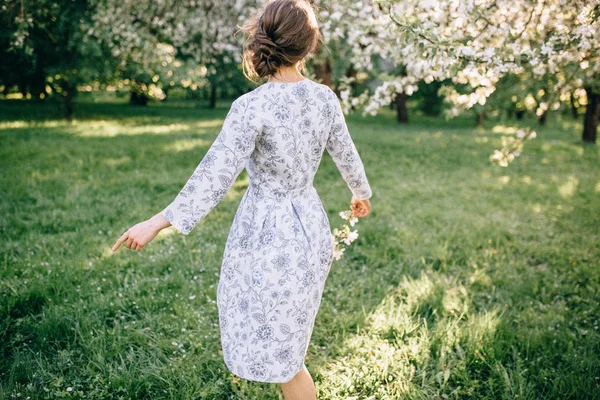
[
  {"xmin": 29, "ymin": 71, "xmax": 47, "ymax": 100},
  {"xmin": 476, "ymin": 111, "xmax": 485, "ymax": 126},
  {"xmin": 314, "ymin": 58, "xmax": 333, "ymax": 88},
  {"xmin": 538, "ymin": 88, "xmax": 548, "ymax": 125},
  {"xmin": 162, "ymin": 87, "xmax": 169, "ymax": 102},
  {"xmin": 507, "ymin": 106, "xmax": 514, "ymax": 119},
  {"xmin": 209, "ymin": 83, "xmax": 217, "ymax": 109},
  {"xmin": 60, "ymin": 80, "xmax": 74, "ymax": 119},
  {"xmin": 583, "ymin": 86, "xmax": 599, "ymax": 143},
  {"xmin": 187, "ymin": 87, "xmax": 200, "ymax": 100},
  {"xmin": 516, "ymin": 109, "xmax": 525, "ymax": 120},
  {"xmin": 18, "ymin": 74, "xmax": 27, "ymax": 97},
  {"xmin": 395, "ymin": 92, "xmax": 408, "ymax": 123},
  {"xmin": 130, "ymin": 91, "xmax": 149, "ymax": 106},
  {"xmin": 30, "ymin": 70, "xmax": 47, "ymax": 100},
  {"xmin": 570, "ymin": 91, "xmax": 578, "ymax": 119}
]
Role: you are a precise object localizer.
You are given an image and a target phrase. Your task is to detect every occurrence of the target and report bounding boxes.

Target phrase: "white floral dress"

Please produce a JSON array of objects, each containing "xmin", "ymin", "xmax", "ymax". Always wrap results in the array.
[{"xmin": 161, "ymin": 77, "xmax": 372, "ymax": 383}]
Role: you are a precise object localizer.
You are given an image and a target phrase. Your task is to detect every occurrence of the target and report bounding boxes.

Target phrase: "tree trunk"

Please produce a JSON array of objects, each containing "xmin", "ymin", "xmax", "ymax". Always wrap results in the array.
[
  {"xmin": 583, "ymin": 86, "xmax": 599, "ymax": 143},
  {"xmin": 507, "ymin": 106, "xmax": 514, "ymax": 119},
  {"xmin": 60, "ymin": 80, "xmax": 74, "ymax": 119},
  {"xmin": 314, "ymin": 58, "xmax": 333, "ymax": 88},
  {"xmin": 30, "ymin": 69, "xmax": 47, "ymax": 100},
  {"xmin": 515, "ymin": 109, "xmax": 525, "ymax": 120},
  {"xmin": 476, "ymin": 111, "xmax": 485, "ymax": 126},
  {"xmin": 395, "ymin": 92, "xmax": 408, "ymax": 123},
  {"xmin": 209, "ymin": 83, "xmax": 217, "ymax": 109},
  {"xmin": 538, "ymin": 111, "xmax": 547, "ymax": 125},
  {"xmin": 129, "ymin": 91, "xmax": 149, "ymax": 106},
  {"xmin": 162, "ymin": 86, "xmax": 169, "ymax": 102},
  {"xmin": 570, "ymin": 91, "xmax": 578, "ymax": 119}
]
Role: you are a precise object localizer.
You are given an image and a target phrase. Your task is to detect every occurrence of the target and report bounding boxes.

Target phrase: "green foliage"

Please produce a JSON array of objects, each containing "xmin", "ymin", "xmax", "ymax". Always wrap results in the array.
[
  {"xmin": 0, "ymin": 97, "xmax": 598, "ymax": 399},
  {"xmin": 415, "ymin": 80, "xmax": 446, "ymax": 116}
]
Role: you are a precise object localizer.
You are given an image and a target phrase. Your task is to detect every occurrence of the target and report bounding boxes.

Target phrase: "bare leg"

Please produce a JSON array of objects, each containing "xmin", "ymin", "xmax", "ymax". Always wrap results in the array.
[{"xmin": 279, "ymin": 364, "xmax": 316, "ymax": 400}]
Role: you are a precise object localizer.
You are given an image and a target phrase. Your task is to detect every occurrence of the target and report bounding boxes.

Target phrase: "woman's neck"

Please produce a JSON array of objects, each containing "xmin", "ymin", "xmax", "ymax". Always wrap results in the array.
[{"xmin": 267, "ymin": 66, "xmax": 305, "ymax": 83}]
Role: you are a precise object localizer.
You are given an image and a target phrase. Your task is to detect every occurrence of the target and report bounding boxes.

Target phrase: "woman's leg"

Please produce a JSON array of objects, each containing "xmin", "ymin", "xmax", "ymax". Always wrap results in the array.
[{"xmin": 279, "ymin": 364, "xmax": 316, "ymax": 400}]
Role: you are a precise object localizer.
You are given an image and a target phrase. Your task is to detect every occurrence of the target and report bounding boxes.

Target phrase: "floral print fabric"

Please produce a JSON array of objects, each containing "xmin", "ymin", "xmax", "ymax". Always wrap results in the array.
[{"xmin": 161, "ymin": 78, "xmax": 372, "ymax": 383}]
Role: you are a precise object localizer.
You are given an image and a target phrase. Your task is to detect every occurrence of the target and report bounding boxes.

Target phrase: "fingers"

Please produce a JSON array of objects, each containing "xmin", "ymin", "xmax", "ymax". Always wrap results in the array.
[
  {"xmin": 351, "ymin": 204, "xmax": 364, "ymax": 218},
  {"xmin": 112, "ymin": 230, "xmax": 143, "ymax": 252},
  {"xmin": 351, "ymin": 199, "xmax": 370, "ymax": 218},
  {"xmin": 112, "ymin": 231, "xmax": 129, "ymax": 252}
]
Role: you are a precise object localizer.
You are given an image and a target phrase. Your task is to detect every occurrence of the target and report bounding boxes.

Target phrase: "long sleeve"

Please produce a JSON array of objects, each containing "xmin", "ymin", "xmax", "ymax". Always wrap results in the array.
[
  {"xmin": 161, "ymin": 96, "xmax": 261, "ymax": 235},
  {"xmin": 325, "ymin": 93, "xmax": 373, "ymax": 201}
]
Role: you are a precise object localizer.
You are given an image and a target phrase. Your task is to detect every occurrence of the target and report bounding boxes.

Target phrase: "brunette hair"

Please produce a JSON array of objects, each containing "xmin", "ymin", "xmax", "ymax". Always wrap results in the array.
[{"xmin": 241, "ymin": 0, "xmax": 323, "ymax": 80}]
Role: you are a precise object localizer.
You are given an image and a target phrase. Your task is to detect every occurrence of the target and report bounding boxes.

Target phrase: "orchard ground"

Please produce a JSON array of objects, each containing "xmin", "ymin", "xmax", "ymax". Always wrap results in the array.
[{"xmin": 1, "ymin": 94, "xmax": 598, "ymax": 399}]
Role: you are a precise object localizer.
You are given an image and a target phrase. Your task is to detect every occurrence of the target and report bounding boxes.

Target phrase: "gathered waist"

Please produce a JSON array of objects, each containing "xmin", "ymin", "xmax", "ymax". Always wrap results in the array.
[{"xmin": 248, "ymin": 182, "xmax": 316, "ymax": 200}]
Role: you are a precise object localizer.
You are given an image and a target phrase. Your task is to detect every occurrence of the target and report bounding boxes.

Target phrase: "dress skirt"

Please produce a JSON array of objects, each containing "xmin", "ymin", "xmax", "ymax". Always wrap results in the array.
[{"xmin": 216, "ymin": 183, "xmax": 335, "ymax": 383}]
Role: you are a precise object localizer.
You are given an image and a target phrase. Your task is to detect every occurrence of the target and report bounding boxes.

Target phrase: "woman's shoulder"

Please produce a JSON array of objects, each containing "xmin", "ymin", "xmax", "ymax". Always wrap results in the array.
[
  {"xmin": 233, "ymin": 78, "xmax": 339, "ymax": 104},
  {"xmin": 230, "ymin": 85, "xmax": 264, "ymax": 108}
]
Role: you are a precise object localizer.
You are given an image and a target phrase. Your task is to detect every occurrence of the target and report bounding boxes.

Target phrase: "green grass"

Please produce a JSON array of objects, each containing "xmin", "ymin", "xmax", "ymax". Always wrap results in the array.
[{"xmin": 0, "ymin": 96, "xmax": 599, "ymax": 399}]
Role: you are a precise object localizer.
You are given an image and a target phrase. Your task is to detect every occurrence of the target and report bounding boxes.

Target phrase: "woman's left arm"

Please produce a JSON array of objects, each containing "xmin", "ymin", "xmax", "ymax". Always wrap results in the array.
[{"xmin": 112, "ymin": 95, "xmax": 260, "ymax": 252}]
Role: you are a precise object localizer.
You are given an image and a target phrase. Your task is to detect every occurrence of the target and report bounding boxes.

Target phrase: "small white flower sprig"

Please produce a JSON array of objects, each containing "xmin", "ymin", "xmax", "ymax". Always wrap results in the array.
[{"xmin": 332, "ymin": 210, "xmax": 360, "ymax": 260}]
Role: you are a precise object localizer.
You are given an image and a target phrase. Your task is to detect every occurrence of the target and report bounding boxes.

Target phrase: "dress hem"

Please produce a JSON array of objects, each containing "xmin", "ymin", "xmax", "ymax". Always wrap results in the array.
[{"xmin": 224, "ymin": 360, "xmax": 307, "ymax": 384}]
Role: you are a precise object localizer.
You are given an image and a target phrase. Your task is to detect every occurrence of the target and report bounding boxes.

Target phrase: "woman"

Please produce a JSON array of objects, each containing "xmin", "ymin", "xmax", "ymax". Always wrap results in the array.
[{"xmin": 111, "ymin": 0, "xmax": 372, "ymax": 398}]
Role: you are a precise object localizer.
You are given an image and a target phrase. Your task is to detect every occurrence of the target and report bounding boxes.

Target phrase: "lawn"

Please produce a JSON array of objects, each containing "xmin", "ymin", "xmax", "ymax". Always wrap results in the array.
[{"xmin": 1, "ymin": 96, "xmax": 599, "ymax": 399}]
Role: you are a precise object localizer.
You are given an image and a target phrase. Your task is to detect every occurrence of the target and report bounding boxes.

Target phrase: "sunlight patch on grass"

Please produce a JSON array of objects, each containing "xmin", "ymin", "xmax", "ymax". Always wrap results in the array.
[
  {"xmin": 0, "ymin": 120, "xmax": 67, "ymax": 129},
  {"xmin": 541, "ymin": 142, "xmax": 553, "ymax": 152},
  {"xmin": 496, "ymin": 175, "xmax": 511, "ymax": 188},
  {"xmin": 491, "ymin": 125, "xmax": 519, "ymax": 135},
  {"xmin": 75, "ymin": 122, "xmax": 192, "ymax": 137},
  {"xmin": 162, "ymin": 138, "xmax": 212, "ymax": 153},
  {"xmin": 458, "ymin": 307, "xmax": 504, "ymax": 357},
  {"xmin": 520, "ymin": 176, "xmax": 532, "ymax": 184},
  {"xmin": 68, "ymin": 119, "xmax": 223, "ymax": 137},
  {"xmin": 103, "ymin": 156, "xmax": 131, "ymax": 167},
  {"xmin": 318, "ymin": 269, "xmax": 505, "ymax": 398},
  {"xmin": 317, "ymin": 333, "xmax": 417, "ymax": 398},
  {"xmin": 559, "ymin": 176, "xmax": 579, "ymax": 198}
]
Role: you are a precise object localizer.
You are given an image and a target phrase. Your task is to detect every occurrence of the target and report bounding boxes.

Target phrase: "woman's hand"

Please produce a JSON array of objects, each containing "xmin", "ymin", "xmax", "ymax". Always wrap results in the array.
[
  {"xmin": 351, "ymin": 196, "xmax": 371, "ymax": 218},
  {"xmin": 111, "ymin": 213, "xmax": 171, "ymax": 252}
]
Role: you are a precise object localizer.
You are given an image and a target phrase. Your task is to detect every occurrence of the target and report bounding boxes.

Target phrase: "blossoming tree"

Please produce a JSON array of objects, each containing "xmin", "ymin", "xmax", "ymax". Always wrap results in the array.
[
  {"xmin": 89, "ymin": 0, "xmax": 259, "ymax": 106},
  {"xmin": 321, "ymin": 0, "xmax": 600, "ymax": 164}
]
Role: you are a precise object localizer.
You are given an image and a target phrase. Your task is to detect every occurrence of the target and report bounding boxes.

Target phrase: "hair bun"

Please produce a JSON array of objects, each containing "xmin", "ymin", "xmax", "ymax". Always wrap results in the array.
[
  {"xmin": 250, "ymin": 31, "xmax": 289, "ymax": 77},
  {"xmin": 241, "ymin": 0, "xmax": 322, "ymax": 80}
]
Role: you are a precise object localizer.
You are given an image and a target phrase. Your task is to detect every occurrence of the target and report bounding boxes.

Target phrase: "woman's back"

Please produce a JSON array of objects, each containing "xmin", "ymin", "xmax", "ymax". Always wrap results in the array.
[
  {"xmin": 246, "ymin": 78, "xmax": 371, "ymax": 200},
  {"xmin": 161, "ymin": 77, "xmax": 371, "ymax": 235}
]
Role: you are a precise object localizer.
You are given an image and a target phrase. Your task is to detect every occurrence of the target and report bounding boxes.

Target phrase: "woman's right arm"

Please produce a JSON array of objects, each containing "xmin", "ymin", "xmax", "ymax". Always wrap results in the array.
[{"xmin": 160, "ymin": 95, "xmax": 261, "ymax": 235}]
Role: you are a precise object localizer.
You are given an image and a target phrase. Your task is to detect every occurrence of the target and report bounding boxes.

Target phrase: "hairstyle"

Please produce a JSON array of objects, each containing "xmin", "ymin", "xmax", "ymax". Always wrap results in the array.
[{"xmin": 240, "ymin": 0, "xmax": 323, "ymax": 81}]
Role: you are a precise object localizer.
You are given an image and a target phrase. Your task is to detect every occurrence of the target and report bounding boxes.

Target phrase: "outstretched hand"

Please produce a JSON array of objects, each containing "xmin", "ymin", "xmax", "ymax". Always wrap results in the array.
[
  {"xmin": 350, "ymin": 196, "xmax": 371, "ymax": 218},
  {"xmin": 111, "ymin": 213, "xmax": 170, "ymax": 252}
]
